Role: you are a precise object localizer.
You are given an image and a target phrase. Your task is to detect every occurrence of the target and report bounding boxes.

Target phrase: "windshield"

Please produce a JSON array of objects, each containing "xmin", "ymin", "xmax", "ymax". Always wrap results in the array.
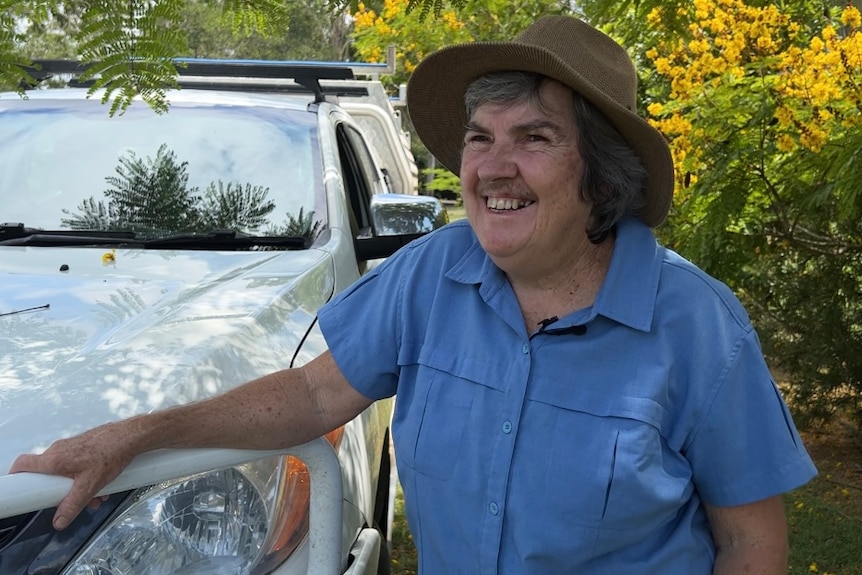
[{"xmin": 0, "ymin": 94, "xmax": 324, "ymax": 244}]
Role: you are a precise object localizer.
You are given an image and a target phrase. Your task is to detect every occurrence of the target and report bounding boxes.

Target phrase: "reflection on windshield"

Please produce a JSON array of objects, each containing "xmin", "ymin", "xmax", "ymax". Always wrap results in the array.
[
  {"xmin": 61, "ymin": 143, "xmax": 278, "ymax": 237},
  {"xmin": 0, "ymin": 97, "xmax": 325, "ymax": 243}
]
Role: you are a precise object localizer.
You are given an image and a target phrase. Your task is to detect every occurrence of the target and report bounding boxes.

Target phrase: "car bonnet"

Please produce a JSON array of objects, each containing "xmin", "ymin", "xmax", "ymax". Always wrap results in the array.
[{"xmin": 0, "ymin": 245, "xmax": 333, "ymax": 475}]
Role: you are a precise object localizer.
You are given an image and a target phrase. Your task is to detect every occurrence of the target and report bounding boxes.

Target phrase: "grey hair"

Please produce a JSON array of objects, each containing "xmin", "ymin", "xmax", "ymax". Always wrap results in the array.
[{"xmin": 464, "ymin": 71, "xmax": 648, "ymax": 243}]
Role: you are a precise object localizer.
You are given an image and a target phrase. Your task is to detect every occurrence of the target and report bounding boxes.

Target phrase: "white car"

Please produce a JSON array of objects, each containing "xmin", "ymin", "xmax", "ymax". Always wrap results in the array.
[{"xmin": 0, "ymin": 59, "xmax": 446, "ymax": 575}]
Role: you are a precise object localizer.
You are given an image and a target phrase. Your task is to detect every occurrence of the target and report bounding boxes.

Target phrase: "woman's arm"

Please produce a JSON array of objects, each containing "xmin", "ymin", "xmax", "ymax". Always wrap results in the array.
[
  {"xmin": 10, "ymin": 350, "xmax": 372, "ymax": 530},
  {"xmin": 705, "ymin": 495, "xmax": 790, "ymax": 575}
]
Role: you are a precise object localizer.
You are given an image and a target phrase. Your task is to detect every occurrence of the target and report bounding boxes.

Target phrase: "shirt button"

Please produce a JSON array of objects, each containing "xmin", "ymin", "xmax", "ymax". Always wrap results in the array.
[
  {"xmin": 489, "ymin": 502, "xmax": 499, "ymax": 515},
  {"xmin": 521, "ymin": 343, "xmax": 529, "ymax": 354},
  {"xmin": 502, "ymin": 421, "xmax": 512, "ymax": 434}
]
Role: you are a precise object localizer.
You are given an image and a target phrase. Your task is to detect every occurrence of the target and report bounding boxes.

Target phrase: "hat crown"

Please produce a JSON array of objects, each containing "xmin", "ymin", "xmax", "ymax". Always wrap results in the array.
[{"xmin": 515, "ymin": 16, "xmax": 638, "ymax": 112}]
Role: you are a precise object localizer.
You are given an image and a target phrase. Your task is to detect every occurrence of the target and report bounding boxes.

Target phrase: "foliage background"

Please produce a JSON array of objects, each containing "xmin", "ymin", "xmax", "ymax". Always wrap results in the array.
[{"xmin": 636, "ymin": 0, "xmax": 862, "ymax": 430}]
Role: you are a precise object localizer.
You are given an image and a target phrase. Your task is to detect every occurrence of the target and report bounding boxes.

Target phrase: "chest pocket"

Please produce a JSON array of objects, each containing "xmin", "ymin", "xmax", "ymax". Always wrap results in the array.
[
  {"xmin": 516, "ymin": 383, "xmax": 693, "ymax": 534},
  {"xmin": 393, "ymin": 344, "xmax": 508, "ymax": 481}
]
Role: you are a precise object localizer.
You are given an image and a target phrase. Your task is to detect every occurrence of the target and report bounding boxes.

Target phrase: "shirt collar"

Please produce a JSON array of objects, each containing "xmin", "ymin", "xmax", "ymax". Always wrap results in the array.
[
  {"xmin": 594, "ymin": 217, "xmax": 661, "ymax": 332},
  {"xmin": 445, "ymin": 221, "xmax": 501, "ymax": 285},
  {"xmin": 444, "ymin": 217, "xmax": 662, "ymax": 332}
]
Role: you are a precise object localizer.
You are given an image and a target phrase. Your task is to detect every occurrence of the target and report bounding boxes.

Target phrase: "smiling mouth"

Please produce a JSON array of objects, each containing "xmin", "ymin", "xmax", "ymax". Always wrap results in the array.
[{"xmin": 486, "ymin": 197, "xmax": 535, "ymax": 211}]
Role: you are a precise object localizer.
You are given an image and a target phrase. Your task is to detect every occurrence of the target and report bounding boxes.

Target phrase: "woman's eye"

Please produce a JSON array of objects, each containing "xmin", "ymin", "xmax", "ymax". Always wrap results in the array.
[{"xmin": 466, "ymin": 135, "xmax": 492, "ymax": 151}]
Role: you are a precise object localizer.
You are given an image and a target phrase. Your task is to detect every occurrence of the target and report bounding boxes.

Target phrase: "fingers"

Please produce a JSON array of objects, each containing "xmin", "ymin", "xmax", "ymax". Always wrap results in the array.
[
  {"xmin": 54, "ymin": 481, "xmax": 98, "ymax": 530},
  {"xmin": 52, "ymin": 463, "xmax": 122, "ymax": 530},
  {"xmin": 56, "ymin": 457, "xmax": 129, "ymax": 530},
  {"xmin": 87, "ymin": 495, "xmax": 110, "ymax": 510},
  {"xmin": 10, "ymin": 451, "xmax": 105, "ymax": 530},
  {"xmin": 9, "ymin": 452, "xmax": 50, "ymax": 475},
  {"xmin": 9, "ymin": 428, "xmax": 132, "ymax": 530}
]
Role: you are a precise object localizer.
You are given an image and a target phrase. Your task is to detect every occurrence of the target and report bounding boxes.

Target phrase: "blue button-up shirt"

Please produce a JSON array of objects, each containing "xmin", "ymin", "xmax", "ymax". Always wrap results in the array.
[{"xmin": 319, "ymin": 217, "xmax": 816, "ymax": 574}]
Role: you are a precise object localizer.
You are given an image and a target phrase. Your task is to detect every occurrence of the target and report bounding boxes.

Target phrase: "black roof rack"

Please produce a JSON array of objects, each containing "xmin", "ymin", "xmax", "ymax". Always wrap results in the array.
[
  {"xmin": 24, "ymin": 47, "xmax": 396, "ymax": 103},
  {"xmin": 146, "ymin": 79, "xmax": 373, "ymax": 97}
]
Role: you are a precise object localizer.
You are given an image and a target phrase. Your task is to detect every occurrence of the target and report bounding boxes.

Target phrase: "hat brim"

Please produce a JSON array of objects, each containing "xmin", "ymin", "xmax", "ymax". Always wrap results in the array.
[{"xmin": 407, "ymin": 41, "xmax": 674, "ymax": 228}]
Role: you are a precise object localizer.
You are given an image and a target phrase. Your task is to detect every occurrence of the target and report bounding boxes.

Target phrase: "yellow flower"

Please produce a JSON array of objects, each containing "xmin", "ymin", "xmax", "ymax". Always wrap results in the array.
[
  {"xmin": 693, "ymin": 0, "xmax": 711, "ymax": 14},
  {"xmin": 672, "ymin": 145, "xmax": 688, "ymax": 163},
  {"xmin": 647, "ymin": 102, "xmax": 665, "ymax": 116},
  {"xmin": 810, "ymin": 36, "xmax": 825, "ymax": 53},
  {"xmin": 842, "ymin": 5, "xmax": 862, "ymax": 28},
  {"xmin": 755, "ymin": 33, "xmax": 776, "ymax": 51},
  {"xmin": 788, "ymin": 22, "xmax": 801, "ymax": 38},
  {"xmin": 688, "ymin": 38, "xmax": 710, "ymax": 54},
  {"xmin": 776, "ymin": 134, "xmax": 796, "ymax": 152},
  {"xmin": 654, "ymin": 57, "xmax": 672, "ymax": 75},
  {"xmin": 809, "ymin": 562, "xmax": 818, "ymax": 572},
  {"xmin": 799, "ymin": 123, "xmax": 827, "ymax": 152}
]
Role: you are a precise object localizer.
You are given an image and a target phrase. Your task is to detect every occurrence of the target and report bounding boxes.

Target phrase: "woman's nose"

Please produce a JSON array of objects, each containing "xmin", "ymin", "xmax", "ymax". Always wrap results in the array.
[{"xmin": 473, "ymin": 141, "xmax": 519, "ymax": 182}]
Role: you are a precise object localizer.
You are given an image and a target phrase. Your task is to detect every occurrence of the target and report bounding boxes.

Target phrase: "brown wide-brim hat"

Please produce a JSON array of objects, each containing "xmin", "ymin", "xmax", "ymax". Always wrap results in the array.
[{"xmin": 407, "ymin": 15, "xmax": 674, "ymax": 227}]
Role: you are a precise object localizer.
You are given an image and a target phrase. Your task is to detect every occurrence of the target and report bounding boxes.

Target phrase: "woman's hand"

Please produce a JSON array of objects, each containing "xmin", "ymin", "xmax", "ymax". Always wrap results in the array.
[{"xmin": 9, "ymin": 419, "xmax": 140, "ymax": 530}]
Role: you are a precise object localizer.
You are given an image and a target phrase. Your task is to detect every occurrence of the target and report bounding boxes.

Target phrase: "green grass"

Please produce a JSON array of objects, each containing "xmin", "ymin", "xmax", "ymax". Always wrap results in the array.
[
  {"xmin": 786, "ymin": 426, "xmax": 862, "ymax": 575},
  {"xmin": 786, "ymin": 478, "xmax": 862, "ymax": 574},
  {"xmin": 389, "ymin": 427, "xmax": 862, "ymax": 574},
  {"xmin": 389, "ymin": 482, "xmax": 418, "ymax": 575}
]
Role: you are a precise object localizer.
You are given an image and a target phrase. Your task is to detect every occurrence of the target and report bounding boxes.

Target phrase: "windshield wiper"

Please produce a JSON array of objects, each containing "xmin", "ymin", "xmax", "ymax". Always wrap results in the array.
[
  {"xmin": 139, "ymin": 229, "xmax": 310, "ymax": 250},
  {"xmin": 0, "ymin": 224, "xmax": 310, "ymax": 250},
  {"xmin": 0, "ymin": 222, "xmax": 137, "ymax": 246}
]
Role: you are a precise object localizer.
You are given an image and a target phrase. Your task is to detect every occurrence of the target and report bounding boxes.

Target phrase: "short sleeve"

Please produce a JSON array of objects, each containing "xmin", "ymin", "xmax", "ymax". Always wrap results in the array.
[
  {"xmin": 318, "ymin": 260, "xmax": 405, "ymax": 401},
  {"xmin": 686, "ymin": 328, "xmax": 817, "ymax": 506}
]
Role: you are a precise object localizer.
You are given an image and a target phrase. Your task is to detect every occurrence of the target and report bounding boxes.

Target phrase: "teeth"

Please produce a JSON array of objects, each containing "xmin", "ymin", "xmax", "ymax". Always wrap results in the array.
[{"xmin": 487, "ymin": 197, "xmax": 534, "ymax": 210}]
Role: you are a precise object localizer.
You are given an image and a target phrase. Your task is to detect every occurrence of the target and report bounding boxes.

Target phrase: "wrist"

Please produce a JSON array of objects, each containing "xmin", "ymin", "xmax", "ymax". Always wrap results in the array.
[{"xmin": 120, "ymin": 409, "xmax": 178, "ymax": 455}]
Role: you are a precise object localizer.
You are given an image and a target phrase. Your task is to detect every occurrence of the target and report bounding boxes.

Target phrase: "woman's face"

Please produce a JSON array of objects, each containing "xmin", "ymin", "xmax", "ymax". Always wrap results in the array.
[{"xmin": 459, "ymin": 79, "xmax": 593, "ymax": 278}]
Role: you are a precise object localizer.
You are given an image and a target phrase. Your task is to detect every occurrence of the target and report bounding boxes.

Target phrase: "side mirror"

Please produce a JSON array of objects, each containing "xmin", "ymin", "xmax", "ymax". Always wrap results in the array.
[{"xmin": 355, "ymin": 194, "xmax": 449, "ymax": 261}]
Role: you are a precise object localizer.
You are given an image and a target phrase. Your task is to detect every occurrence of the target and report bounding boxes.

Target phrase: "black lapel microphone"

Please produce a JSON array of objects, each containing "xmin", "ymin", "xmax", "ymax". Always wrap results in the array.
[{"xmin": 537, "ymin": 316, "xmax": 588, "ymax": 336}]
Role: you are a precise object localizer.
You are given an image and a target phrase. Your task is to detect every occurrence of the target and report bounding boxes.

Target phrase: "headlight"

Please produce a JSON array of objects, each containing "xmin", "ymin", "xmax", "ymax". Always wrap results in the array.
[{"xmin": 62, "ymin": 455, "xmax": 313, "ymax": 575}]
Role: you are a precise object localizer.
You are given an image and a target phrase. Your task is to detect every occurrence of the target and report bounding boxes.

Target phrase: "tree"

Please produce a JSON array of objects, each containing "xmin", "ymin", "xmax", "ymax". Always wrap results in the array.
[
  {"xmin": 0, "ymin": 0, "xmax": 473, "ymax": 113},
  {"xmin": 351, "ymin": 0, "xmax": 572, "ymax": 89},
  {"xmin": 640, "ymin": 1, "xmax": 862, "ymax": 429},
  {"xmin": 350, "ymin": 0, "xmax": 573, "ymax": 192},
  {"xmin": 62, "ymin": 144, "xmax": 277, "ymax": 235},
  {"xmin": 10, "ymin": 1, "xmax": 82, "ymax": 59},
  {"xmin": 180, "ymin": 0, "xmax": 349, "ymax": 61}
]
